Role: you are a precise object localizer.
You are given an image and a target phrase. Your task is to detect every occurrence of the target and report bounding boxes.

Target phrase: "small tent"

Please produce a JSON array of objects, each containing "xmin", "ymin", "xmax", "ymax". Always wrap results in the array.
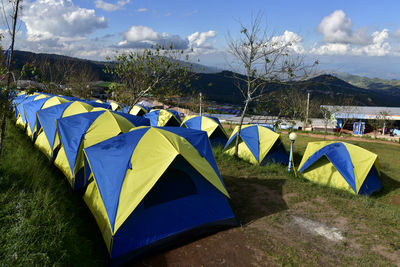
[
  {"xmin": 298, "ymin": 141, "xmax": 382, "ymax": 195},
  {"xmin": 144, "ymin": 109, "xmax": 182, "ymax": 127},
  {"xmin": 129, "ymin": 104, "xmax": 150, "ymax": 116},
  {"xmin": 15, "ymin": 94, "xmax": 51, "ymax": 127},
  {"xmin": 23, "ymin": 96, "xmax": 70, "ymax": 139},
  {"xmin": 35, "ymin": 101, "xmax": 95, "ymax": 159},
  {"xmin": 224, "ymin": 124, "xmax": 288, "ymax": 165},
  {"xmin": 54, "ymin": 110, "xmax": 150, "ymax": 191},
  {"xmin": 83, "ymin": 127, "xmax": 236, "ymax": 262},
  {"xmin": 181, "ymin": 115, "xmax": 228, "ymax": 146},
  {"xmin": 108, "ymin": 101, "xmax": 122, "ymax": 111}
]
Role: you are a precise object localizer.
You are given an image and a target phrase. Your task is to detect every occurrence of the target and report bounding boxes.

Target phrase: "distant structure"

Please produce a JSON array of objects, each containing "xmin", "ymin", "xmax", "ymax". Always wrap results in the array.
[{"xmin": 321, "ymin": 105, "xmax": 400, "ymax": 135}]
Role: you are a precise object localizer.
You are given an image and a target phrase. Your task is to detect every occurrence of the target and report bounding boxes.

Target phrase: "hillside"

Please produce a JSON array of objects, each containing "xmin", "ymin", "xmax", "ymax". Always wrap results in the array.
[{"xmin": 11, "ymin": 50, "xmax": 400, "ymax": 107}]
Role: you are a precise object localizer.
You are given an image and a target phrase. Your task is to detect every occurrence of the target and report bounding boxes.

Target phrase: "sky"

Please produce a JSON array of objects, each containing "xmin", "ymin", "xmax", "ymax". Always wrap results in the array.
[{"xmin": 1, "ymin": 0, "xmax": 400, "ymax": 79}]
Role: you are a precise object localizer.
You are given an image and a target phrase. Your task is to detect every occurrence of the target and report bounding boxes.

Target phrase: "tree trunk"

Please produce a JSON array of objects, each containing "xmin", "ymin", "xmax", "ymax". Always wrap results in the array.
[
  {"xmin": 234, "ymin": 98, "xmax": 250, "ymax": 157},
  {"xmin": 0, "ymin": 0, "xmax": 20, "ymax": 160}
]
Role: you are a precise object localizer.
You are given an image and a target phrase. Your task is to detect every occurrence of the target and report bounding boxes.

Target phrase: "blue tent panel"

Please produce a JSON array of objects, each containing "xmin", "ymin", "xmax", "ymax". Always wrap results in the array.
[
  {"xmin": 23, "ymin": 97, "xmax": 51, "ymax": 133},
  {"xmin": 358, "ymin": 165, "xmax": 382, "ymax": 195},
  {"xmin": 115, "ymin": 112, "xmax": 150, "ymax": 127},
  {"xmin": 57, "ymin": 112, "xmax": 105, "ymax": 174},
  {"xmin": 299, "ymin": 143, "xmax": 357, "ymax": 192},
  {"xmin": 84, "ymin": 127, "xmax": 150, "ymax": 231},
  {"xmin": 240, "ymin": 126, "xmax": 260, "ymax": 162},
  {"xmin": 37, "ymin": 102, "xmax": 73, "ymax": 149},
  {"xmin": 144, "ymin": 110, "xmax": 160, "ymax": 126},
  {"xmin": 183, "ymin": 117, "xmax": 202, "ymax": 130},
  {"xmin": 17, "ymin": 95, "xmax": 39, "ymax": 123}
]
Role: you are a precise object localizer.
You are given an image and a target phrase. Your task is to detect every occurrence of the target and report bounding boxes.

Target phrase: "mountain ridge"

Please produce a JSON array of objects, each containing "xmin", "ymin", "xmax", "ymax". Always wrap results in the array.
[{"xmin": 10, "ymin": 50, "xmax": 400, "ymax": 107}]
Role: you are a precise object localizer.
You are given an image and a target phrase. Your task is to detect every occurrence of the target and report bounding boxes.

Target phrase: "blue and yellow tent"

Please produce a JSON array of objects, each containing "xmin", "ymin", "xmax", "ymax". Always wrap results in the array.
[
  {"xmin": 22, "ymin": 96, "xmax": 70, "ymax": 139},
  {"xmin": 129, "ymin": 104, "xmax": 150, "ymax": 116},
  {"xmin": 144, "ymin": 109, "xmax": 182, "ymax": 126},
  {"xmin": 54, "ymin": 110, "xmax": 150, "ymax": 191},
  {"xmin": 108, "ymin": 101, "xmax": 122, "ymax": 111},
  {"xmin": 181, "ymin": 115, "xmax": 228, "ymax": 146},
  {"xmin": 15, "ymin": 94, "xmax": 51, "ymax": 127},
  {"xmin": 34, "ymin": 101, "xmax": 95, "ymax": 159},
  {"xmin": 224, "ymin": 124, "xmax": 288, "ymax": 165},
  {"xmin": 298, "ymin": 141, "xmax": 382, "ymax": 195},
  {"xmin": 83, "ymin": 127, "xmax": 236, "ymax": 262}
]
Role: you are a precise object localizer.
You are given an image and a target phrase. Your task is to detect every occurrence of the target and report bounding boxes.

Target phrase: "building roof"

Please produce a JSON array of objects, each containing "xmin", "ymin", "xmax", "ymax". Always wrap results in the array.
[{"xmin": 321, "ymin": 105, "xmax": 400, "ymax": 120}]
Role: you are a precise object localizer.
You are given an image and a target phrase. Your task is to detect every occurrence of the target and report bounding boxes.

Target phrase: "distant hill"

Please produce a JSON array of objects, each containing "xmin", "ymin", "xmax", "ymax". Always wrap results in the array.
[
  {"xmin": 190, "ymin": 72, "xmax": 400, "ymax": 107},
  {"xmin": 11, "ymin": 50, "xmax": 400, "ymax": 107},
  {"xmin": 329, "ymin": 71, "xmax": 400, "ymax": 100}
]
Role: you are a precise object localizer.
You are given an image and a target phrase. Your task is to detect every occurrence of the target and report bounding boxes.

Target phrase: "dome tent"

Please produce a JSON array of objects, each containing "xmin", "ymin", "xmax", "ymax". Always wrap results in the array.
[
  {"xmin": 181, "ymin": 115, "xmax": 228, "ymax": 146},
  {"xmin": 34, "ymin": 101, "xmax": 95, "ymax": 159},
  {"xmin": 224, "ymin": 124, "xmax": 288, "ymax": 165},
  {"xmin": 298, "ymin": 141, "xmax": 382, "ymax": 195},
  {"xmin": 144, "ymin": 109, "xmax": 182, "ymax": 127},
  {"xmin": 129, "ymin": 104, "xmax": 150, "ymax": 116},
  {"xmin": 54, "ymin": 110, "xmax": 150, "ymax": 191},
  {"xmin": 15, "ymin": 93, "xmax": 50, "ymax": 127},
  {"xmin": 82, "ymin": 127, "xmax": 236, "ymax": 263},
  {"xmin": 22, "ymin": 96, "xmax": 70, "ymax": 139}
]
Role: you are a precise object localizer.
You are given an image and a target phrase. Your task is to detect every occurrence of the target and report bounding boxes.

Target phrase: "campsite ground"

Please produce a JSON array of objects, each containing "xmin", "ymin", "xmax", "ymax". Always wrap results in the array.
[{"xmin": 1, "ymin": 119, "xmax": 399, "ymax": 266}]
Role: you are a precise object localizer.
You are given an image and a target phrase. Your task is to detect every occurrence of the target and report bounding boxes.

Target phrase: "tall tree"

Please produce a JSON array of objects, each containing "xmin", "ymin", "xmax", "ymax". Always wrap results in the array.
[
  {"xmin": 0, "ymin": 0, "xmax": 21, "ymax": 159},
  {"xmin": 104, "ymin": 45, "xmax": 196, "ymax": 110},
  {"xmin": 227, "ymin": 12, "xmax": 317, "ymax": 156}
]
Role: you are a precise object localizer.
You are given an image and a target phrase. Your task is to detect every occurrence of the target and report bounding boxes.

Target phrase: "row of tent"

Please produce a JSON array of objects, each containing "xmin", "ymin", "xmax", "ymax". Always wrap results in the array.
[
  {"xmin": 11, "ymin": 92, "xmax": 383, "ymax": 262},
  {"xmin": 11, "ymin": 92, "xmax": 237, "ymax": 263}
]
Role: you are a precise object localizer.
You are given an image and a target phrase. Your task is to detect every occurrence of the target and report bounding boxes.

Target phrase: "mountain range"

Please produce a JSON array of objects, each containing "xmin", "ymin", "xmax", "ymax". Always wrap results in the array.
[{"xmin": 10, "ymin": 50, "xmax": 400, "ymax": 107}]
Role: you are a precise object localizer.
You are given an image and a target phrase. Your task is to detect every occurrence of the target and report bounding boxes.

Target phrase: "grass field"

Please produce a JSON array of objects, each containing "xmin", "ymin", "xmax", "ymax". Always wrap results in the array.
[{"xmin": 1, "ymin": 118, "xmax": 399, "ymax": 266}]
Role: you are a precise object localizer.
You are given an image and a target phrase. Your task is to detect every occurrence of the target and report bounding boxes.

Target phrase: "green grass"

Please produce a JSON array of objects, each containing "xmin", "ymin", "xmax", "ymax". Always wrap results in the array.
[
  {"xmin": 214, "ymin": 132, "xmax": 400, "ymax": 266},
  {"xmin": 0, "ymin": 118, "xmax": 108, "ymax": 266},
  {"xmin": 1, "ymin": 119, "xmax": 399, "ymax": 266}
]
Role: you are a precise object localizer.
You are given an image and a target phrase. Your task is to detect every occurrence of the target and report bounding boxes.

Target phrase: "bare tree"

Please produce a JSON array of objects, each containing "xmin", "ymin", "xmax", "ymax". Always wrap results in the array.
[
  {"xmin": 337, "ymin": 96, "xmax": 357, "ymax": 136},
  {"xmin": 0, "ymin": 0, "xmax": 21, "ymax": 159},
  {"xmin": 320, "ymin": 106, "xmax": 338, "ymax": 140},
  {"xmin": 374, "ymin": 111, "xmax": 391, "ymax": 137},
  {"xmin": 227, "ymin": 12, "xmax": 317, "ymax": 156}
]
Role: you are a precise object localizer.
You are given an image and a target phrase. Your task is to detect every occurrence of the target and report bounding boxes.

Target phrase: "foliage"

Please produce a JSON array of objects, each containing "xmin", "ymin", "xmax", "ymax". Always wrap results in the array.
[{"xmin": 104, "ymin": 45, "xmax": 196, "ymax": 109}]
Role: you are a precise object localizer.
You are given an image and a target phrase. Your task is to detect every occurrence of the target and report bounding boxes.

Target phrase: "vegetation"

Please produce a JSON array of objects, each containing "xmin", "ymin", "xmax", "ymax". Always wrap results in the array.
[
  {"xmin": 1, "ymin": 117, "xmax": 399, "ymax": 266},
  {"xmin": 104, "ymin": 45, "xmax": 196, "ymax": 109}
]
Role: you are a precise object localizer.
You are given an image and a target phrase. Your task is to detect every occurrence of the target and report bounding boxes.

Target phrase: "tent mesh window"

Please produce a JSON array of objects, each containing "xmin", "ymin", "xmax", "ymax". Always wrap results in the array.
[
  {"xmin": 164, "ymin": 118, "xmax": 181, "ymax": 127},
  {"xmin": 209, "ymin": 126, "xmax": 226, "ymax": 140},
  {"xmin": 261, "ymin": 139, "xmax": 288, "ymax": 165},
  {"xmin": 144, "ymin": 168, "xmax": 198, "ymax": 208}
]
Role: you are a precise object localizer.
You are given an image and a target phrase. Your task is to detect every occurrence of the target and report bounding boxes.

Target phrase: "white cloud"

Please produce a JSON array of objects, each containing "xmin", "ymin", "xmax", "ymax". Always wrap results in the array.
[
  {"xmin": 310, "ymin": 43, "xmax": 350, "ymax": 55},
  {"xmin": 352, "ymin": 29, "xmax": 391, "ymax": 56},
  {"xmin": 271, "ymin": 30, "xmax": 305, "ymax": 54},
  {"xmin": 95, "ymin": 0, "xmax": 130, "ymax": 12},
  {"xmin": 317, "ymin": 10, "xmax": 369, "ymax": 45},
  {"xmin": 188, "ymin": 30, "xmax": 217, "ymax": 49},
  {"xmin": 137, "ymin": 8, "xmax": 148, "ymax": 12},
  {"xmin": 118, "ymin": 26, "xmax": 217, "ymax": 51},
  {"xmin": 312, "ymin": 10, "xmax": 393, "ymax": 57},
  {"xmin": 22, "ymin": 0, "xmax": 107, "ymax": 42},
  {"xmin": 119, "ymin": 25, "xmax": 189, "ymax": 49}
]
